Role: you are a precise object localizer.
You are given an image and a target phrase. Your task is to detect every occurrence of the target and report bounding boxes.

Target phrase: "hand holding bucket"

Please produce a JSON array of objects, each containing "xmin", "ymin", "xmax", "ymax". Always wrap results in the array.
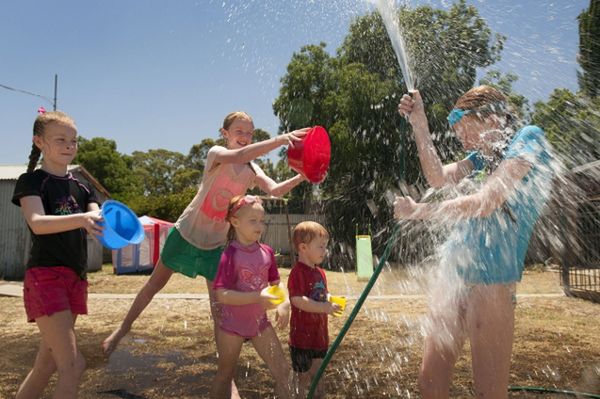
[
  {"xmin": 265, "ymin": 285, "xmax": 286, "ymax": 306},
  {"xmin": 287, "ymin": 126, "xmax": 331, "ymax": 184},
  {"xmin": 328, "ymin": 295, "xmax": 346, "ymax": 317},
  {"xmin": 96, "ymin": 200, "xmax": 144, "ymax": 250}
]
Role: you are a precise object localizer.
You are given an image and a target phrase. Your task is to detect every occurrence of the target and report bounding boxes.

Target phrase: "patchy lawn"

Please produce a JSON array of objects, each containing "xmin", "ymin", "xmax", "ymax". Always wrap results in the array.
[{"xmin": 1, "ymin": 267, "xmax": 598, "ymax": 398}]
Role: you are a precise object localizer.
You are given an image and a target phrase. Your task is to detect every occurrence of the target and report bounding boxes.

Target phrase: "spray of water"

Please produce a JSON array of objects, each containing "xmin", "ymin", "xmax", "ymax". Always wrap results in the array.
[{"xmin": 371, "ymin": 0, "xmax": 415, "ymax": 90}]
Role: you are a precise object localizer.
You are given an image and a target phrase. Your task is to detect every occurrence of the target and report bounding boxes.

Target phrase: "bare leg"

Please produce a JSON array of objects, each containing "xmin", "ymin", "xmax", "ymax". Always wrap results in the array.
[
  {"xmin": 251, "ymin": 326, "xmax": 291, "ymax": 399},
  {"xmin": 16, "ymin": 337, "xmax": 57, "ymax": 399},
  {"xmin": 419, "ymin": 294, "xmax": 468, "ymax": 399},
  {"xmin": 102, "ymin": 259, "xmax": 173, "ymax": 355},
  {"xmin": 17, "ymin": 311, "xmax": 85, "ymax": 399},
  {"xmin": 206, "ymin": 279, "xmax": 241, "ymax": 399},
  {"xmin": 467, "ymin": 284, "xmax": 515, "ymax": 399},
  {"xmin": 210, "ymin": 329, "xmax": 244, "ymax": 399},
  {"xmin": 293, "ymin": 358, "xmax": 324, "ymax": 399}
]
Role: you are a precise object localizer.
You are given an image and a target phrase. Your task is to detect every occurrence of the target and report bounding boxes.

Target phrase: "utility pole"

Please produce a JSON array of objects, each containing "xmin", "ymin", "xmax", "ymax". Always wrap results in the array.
[
  {"xmin": 53, "ymin": 74, "xmax": 58, "ymax": 111},
  {"xmin": 0, "ymin": 75, "xmax": 55, "ymax": 108}
]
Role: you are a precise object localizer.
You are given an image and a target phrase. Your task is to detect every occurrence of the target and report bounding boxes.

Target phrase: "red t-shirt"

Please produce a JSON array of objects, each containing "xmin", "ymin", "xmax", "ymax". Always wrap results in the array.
[{"xmin": 287, "ymin": 261, "xmax": 329, "ymax": 350}]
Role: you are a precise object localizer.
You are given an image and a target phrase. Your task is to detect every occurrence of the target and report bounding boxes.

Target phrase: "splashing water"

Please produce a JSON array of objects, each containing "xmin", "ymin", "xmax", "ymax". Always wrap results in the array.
[
  {"xmin": 216, "ymin": 1, "xmax": 598, "ymax": 396},
  {"xmin": 371, "ymin": 0, "xmax": 415, "ymax": 90}
]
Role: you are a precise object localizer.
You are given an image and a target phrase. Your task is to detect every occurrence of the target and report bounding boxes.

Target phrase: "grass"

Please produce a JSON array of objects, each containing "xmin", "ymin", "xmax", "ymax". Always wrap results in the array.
[{"xmin": 0, "ymin": 266, "xmax": 598, "ymax": 398}]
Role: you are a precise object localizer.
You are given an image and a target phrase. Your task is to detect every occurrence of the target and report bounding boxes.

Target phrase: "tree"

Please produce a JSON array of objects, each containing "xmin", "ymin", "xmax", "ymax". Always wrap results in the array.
[
  {"xmin": 130, "ymin": 149, "xmax": 187, "ymax": 196},
  {"xmin": 185, "ymin": 138, "xmax": 216, "ymax": 172},
  {"xmin": 532, "ymin": 89, "xmax": 600, "ymax": 166},
  {"xmin": 273, "ymin": 1, "xmax": 504, "ymax": 267},
  {"xmin": 531, "ymin": 0, "xmax": 600, "ymax": 167},
  {"xmin": 578, "ymin": 0, "xmax": 600, "ymax": 98},
  {"xmin": 74, "ymin": 137, "xmax": 142, "ymax": 199}
]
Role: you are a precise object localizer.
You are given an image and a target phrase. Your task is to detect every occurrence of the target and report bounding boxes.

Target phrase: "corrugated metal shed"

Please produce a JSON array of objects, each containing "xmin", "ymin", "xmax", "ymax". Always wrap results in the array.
[{"xmin": 0, "ymin": 164, "xmax": 110, "ymax": 279}]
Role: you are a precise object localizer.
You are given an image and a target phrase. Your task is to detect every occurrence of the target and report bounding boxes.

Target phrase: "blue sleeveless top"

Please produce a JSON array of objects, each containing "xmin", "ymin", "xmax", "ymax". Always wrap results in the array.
[{"xmin": 440, "ymin": 125, "xmax": 554, "ymax": 285}]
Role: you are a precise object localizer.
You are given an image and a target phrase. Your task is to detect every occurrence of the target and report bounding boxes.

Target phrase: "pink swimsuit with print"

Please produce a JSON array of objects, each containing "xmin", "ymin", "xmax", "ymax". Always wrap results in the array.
[{"xmin": 212, "ymin": 241, "xmax": 280, "ymax": 338}]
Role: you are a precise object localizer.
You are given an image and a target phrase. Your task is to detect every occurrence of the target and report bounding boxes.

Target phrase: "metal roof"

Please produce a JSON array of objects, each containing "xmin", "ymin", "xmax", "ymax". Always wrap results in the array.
[
  {"xmin": 0, "ymin": 164, "xmax": 111, "ymax": 198},
  {"xmin": 0, "ymin": 165, "xmax": 29, "ymax": 180}
]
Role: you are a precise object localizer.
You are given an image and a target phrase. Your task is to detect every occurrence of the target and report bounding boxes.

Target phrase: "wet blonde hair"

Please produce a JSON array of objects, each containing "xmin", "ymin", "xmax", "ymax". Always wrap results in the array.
[
  {"xmin": 455, "ymin": 85, "xmax": 507, "ymax": 110},
  {"xmin": 454, "ymin": 85, "xmax": 516, "ymax": 128},
  {"xmin": 225, "ymin": 194, "xmax": 264, "ymax": 242},
  {"xmin": 292, "ymin": 221, "xmax": 329, "ymax": 251},
  {"xmin": 28, "ymin": 111, "xmax": 77, "ymax": 173},
  {"xmin": 222, "ymin": 111, "xmax": 253, "ymax": 130}
]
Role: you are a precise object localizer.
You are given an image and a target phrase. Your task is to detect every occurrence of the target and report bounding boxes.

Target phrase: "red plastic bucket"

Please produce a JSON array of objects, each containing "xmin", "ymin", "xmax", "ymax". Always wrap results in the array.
[{"xmin": 287, "ymin": 126, "xmax": 331, "ymax": 183}]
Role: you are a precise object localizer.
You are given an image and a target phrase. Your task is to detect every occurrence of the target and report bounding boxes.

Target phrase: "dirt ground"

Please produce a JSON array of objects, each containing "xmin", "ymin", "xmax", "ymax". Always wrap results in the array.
[{"xmin": 1, "ymin": 266, "xmax": 599, "ymax": 398}]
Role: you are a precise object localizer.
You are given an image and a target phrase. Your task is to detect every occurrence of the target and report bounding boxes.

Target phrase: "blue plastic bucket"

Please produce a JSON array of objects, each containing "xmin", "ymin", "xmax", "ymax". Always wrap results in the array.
[{"xmin": 97, "ymin": 200, "xmax": 144, "ymax": 250}]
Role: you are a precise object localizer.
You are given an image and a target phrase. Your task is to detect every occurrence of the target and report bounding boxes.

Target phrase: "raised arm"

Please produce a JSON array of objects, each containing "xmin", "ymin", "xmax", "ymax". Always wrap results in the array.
[
  {"xmin": 394, "ymin": 157, "xmax": 533, "ymax": 220},
  {"xmin": 399, "ymin": 91, "xmax": 474, "ymax": 187},
  {"xmin": 209, "ymin": 128, "xmax": 308, "ymax": 170},
  {"xmin": 253, "ymin": 164, "xmax": 307, "ymax": 197}
]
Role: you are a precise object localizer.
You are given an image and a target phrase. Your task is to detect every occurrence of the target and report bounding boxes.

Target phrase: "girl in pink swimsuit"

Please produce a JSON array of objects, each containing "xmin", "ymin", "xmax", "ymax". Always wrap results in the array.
[{"xmin": 211, "ymin": 195, "xmax": 291, "ymax": 399}]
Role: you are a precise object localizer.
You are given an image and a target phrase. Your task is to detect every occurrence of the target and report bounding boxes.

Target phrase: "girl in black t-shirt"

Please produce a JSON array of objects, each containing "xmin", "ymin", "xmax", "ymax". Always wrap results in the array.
[{"xmin": 12, "ymin": 110, "xmax": 102, "ymax": 399}]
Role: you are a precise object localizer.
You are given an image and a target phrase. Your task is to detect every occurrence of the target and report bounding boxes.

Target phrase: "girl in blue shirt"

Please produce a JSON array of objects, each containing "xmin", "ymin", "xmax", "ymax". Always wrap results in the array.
[{"xmin": 396, "ymin": 85, "xmax": 553, "ymax": 399}]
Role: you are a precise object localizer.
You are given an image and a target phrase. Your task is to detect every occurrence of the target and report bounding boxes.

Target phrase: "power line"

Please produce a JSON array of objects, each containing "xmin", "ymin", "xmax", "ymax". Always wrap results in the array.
[
  {"xmin": 0, "ymin": 83, "xmax": 53, "ymax": 105},
  {"xmin": 0, "ymin": 75, "xmax": 57, "ymax": 110}
]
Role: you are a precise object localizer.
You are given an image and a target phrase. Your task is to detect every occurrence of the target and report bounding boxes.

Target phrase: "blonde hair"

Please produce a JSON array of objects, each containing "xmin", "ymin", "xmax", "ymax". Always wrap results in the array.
[
  {"xmin": 455, "ymin": 85, "xmax": 507, "ymax": 110},
  {"xmin": 28, "ymin": 111, "xmax": 77, "ymax": 173},
  {"xmin": 225, "ymin": 194, "xmax": 264, "ymax": 242},
  {"xmin": 455, "ymin": 85, "xmax": 517, "ymax": 131},
  {"xmin": 222, "ymin": 111, "xmax": 253, "ymax": 130},
  {"xmin": 292, "ymin": 221, "xmax": 329, "ymax": 251}
]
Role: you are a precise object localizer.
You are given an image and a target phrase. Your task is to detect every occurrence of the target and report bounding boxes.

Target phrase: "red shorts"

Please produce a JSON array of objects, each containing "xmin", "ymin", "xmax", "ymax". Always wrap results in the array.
[{"xmin": 23, "ymin": 266, "xmax": 88, "ymax": 323}]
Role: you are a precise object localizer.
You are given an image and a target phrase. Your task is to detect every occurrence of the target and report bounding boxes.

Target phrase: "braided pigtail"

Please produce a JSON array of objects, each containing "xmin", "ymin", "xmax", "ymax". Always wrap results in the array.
[{"xmin": 27, "ymin": 143, "xmax": 41, "ymax": 173}]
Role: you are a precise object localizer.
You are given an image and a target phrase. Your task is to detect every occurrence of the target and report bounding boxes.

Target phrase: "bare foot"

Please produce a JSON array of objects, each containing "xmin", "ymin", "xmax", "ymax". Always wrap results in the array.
[{"xmin": 102, "ymin": 327, "xmax": 128, "ymax": 356}]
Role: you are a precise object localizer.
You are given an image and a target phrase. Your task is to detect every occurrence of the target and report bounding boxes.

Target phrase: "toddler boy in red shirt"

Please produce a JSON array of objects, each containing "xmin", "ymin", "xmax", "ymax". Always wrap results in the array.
[{"xmin": 287, "ymin": 221, "xmax": 342, "ymax": 398}]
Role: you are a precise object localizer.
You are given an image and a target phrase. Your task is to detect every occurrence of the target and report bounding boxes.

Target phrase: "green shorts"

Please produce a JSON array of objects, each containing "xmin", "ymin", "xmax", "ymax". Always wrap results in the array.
[{"xmin": 160, "ymin": 227, "xmax": 224, "ymax": 280}]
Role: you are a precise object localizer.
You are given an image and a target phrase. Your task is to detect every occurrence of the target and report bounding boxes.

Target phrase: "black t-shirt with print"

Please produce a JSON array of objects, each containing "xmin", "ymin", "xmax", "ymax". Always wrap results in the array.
[{"xmin": 12, "ymin": 169, "xmax": 99, "ymax": 279}]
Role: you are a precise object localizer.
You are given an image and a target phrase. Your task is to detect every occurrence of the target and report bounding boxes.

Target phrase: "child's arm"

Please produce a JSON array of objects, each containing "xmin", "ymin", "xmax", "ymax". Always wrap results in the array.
[
  {"xmin": 274, "ymin": 298, "xmax": 291, "ymax": 330},
  {"xmin": 210, "ymin": 128, "xmax": 308, "ymax": 167},
  {"xmin": 19, "ymin": 196, "xmax": 103, "ymax": 236},
  {"xmin": 394, "ymin": 156, "xmax": 533, "ymax": 220},
  {"xmin": 398, "ymin": 91, "xmax": 474, "ymax": 187},
  {"xmin": 290, "ymin": 295, "xmax": 339, "ymax": 315},
  {"xmin": 215, "ymin": 287, "xmax": 278, "ymax": 309},
  {"xmin": 254, "ymin": 172, "xmax": 306, "ymax": 197}
]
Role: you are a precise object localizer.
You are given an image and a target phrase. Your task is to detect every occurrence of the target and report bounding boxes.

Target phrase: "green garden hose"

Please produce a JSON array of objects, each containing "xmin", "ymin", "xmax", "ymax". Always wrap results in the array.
[
  {"xmin": 306, "ymin": 221, "xmax": 404, "ymax": 398},
  {"xmin": 509, "ymin": 385, "xmax": 600, "ymax": 398}
]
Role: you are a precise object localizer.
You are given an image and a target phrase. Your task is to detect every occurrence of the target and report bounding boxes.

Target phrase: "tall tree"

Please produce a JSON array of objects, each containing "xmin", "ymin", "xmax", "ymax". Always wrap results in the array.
[
  {"xmin": 273, "ymin": 1, "xmax": 504, "ymax": 266},
  {"xmin": 531, "ymin": 0, "xmax": 600, "ymax": 168},
  {"xmin": 578, "ymin": 0, "xmax": 600, "ymax": 98}
]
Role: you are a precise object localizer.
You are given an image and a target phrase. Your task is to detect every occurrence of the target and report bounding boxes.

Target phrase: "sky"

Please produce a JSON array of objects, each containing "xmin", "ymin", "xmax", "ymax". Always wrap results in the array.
[{"xmin": 0, "ymin": 0, "xmax": 588, "ymax": 165}]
